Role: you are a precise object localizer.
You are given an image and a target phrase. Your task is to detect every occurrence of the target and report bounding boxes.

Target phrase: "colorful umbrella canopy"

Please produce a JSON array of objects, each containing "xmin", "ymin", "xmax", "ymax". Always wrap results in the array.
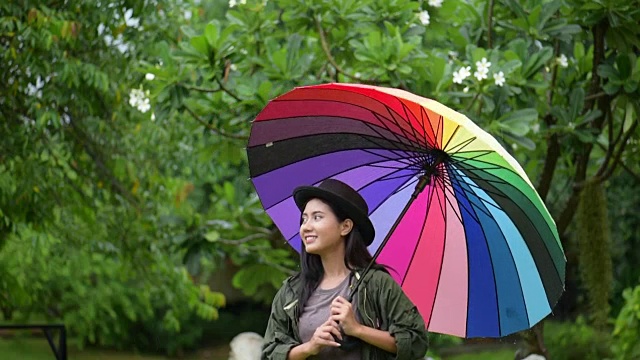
[{"xmin": 247, "ymin": 83, "xmax": 565, "ymax": 338}]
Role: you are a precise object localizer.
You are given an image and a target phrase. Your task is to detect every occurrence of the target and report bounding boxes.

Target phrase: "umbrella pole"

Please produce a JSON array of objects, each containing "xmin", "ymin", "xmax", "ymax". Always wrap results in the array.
[{"xmin": 348, "ymin": 174, "xmax": 431, "ymax": 301}]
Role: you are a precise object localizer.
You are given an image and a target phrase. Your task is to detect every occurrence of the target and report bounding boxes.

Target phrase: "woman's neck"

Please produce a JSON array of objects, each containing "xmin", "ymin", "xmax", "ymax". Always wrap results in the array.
[{"xmin": 320, "ymin": 248, "xmax": 349, "ymax": 280}]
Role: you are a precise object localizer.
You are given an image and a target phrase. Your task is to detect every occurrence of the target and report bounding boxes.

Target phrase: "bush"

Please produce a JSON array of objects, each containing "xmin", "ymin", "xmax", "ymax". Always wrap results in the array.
[
  {"xmin": 544, "ymin": 319, "xmax": 611, "ymax": 360},
  {"xmin": 611, "ymin": 285, "xmax": 640, "ymax": 360}
]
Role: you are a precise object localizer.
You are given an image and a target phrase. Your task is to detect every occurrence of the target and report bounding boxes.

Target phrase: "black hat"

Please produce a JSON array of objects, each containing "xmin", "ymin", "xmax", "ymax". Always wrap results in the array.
[{"xmin": 293, "ymin": 179, "xmax": 375, "ymax": 246}]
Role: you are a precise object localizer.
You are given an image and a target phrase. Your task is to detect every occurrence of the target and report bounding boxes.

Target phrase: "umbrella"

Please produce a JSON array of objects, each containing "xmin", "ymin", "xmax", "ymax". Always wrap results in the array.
[{"xmin": 247, "ymin": 83, "xmax": 565, "ymax": 338}]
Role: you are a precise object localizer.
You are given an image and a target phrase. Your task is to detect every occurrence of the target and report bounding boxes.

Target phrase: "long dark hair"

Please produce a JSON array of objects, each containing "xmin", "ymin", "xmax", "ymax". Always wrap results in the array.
[{"xmin": 295, "ymin": 197, "xmax": 382, "ymax": 318}]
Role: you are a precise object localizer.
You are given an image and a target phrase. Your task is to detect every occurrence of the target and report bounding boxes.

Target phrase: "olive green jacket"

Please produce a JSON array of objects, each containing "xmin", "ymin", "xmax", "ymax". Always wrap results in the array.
[{"xmin": 261, "ymin": 268, "xmax": 429, "ymax": 360}]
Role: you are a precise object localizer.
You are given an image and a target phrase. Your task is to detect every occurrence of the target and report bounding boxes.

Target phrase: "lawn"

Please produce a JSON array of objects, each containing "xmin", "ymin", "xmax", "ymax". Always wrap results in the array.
[{"xmin": 0, "ymin": 338, "xmax": 230, "ymax": 360}]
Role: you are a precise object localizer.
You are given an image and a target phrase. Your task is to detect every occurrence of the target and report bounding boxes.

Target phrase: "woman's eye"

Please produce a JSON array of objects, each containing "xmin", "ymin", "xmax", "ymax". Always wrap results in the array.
[{"xmin": 314, "ymin": 215, "xmax": 322, "ymax": 220}]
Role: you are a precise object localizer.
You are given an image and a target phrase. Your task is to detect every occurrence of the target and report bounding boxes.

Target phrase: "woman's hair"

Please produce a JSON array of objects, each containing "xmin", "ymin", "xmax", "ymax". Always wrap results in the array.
[{"xmin": 295, "ymin": 197, "xmax": 383, "ymax": 318}]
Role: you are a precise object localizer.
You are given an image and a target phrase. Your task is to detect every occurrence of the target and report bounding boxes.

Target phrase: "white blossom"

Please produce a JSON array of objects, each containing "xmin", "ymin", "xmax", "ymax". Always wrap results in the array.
[
  {"xmin": 532, "ymin": 123, "xmax": 540, "ymax": 133},
  {"xmin": 129, "ymin": 88, "xmax": 151, "ymax": 113},
  {"xmin": 428, "ymin": 0, "xmax": 443, "ymax": 7},
  {"xmin": 474, "ymin": 57, "xmax": 491, "ymax": 81},
  {"xmin": 556, "ymin": 54, "xmax": 569, "ymax": 68},
  {"xmin": 229, "ymin": 0, "xmax": 246, "ymax": 7},
  {"xmin": 463, "ymin": 86, "xmax": 469, "ymax": 93},
  {"xmin": 145, "ymin": 73, "xmax": 155, "ymax": 81},
  {"xmin": 151, "ymin": 113, "xmax": 156, "ymax": 122},
  {"xmin": 230, "ymin": 63, "xmax": 237, "ymax": 71},
  {"xmin": 418, "ymin": 11, "xmax": 430, "ymax": 26},
  {"xmin": 493, "ymin": 71, "xmax": 505, "ymax": 87},
  {"xmin": 453, "ymin": 66, "xmax": 471, "ymax": 84}
]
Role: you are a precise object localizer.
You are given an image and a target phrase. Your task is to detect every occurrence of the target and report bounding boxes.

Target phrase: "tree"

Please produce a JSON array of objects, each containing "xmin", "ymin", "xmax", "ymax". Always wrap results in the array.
[
  {"xmin": 1, "ymin": 1, "xmax": 224, "ymax": 354},
  {"xmin": 149, "ymin": 0, "xmax": 639, "ymax": 356}
]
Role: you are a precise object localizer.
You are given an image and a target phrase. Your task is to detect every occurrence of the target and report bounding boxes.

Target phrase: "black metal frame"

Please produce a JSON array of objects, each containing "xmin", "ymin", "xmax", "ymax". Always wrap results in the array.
[{"xmin": 0, "ymin": 324, "xmax": 67, "ymax": 360}]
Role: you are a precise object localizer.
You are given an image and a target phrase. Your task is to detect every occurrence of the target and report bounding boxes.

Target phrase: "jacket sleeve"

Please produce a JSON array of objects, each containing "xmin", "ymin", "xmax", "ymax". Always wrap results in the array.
[
  {"xmin": 261, "ymin": 285, "xmax": 300, "ymax": 360},
  {"xmin": 377, "ymin": 272, "xmax": 429, "ymax": 360}
]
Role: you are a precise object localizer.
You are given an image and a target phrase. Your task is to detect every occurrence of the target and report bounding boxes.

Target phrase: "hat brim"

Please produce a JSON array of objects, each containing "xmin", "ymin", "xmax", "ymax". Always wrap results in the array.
[{"xmin": 293, "ymin": 186, "xmax": 375, "ymax": 246}]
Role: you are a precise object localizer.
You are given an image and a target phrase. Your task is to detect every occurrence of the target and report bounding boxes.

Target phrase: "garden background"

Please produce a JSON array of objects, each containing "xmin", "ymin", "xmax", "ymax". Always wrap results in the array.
[{"xmin": 1, "ymin": 0, "xmax": 639, "ymax": 359}]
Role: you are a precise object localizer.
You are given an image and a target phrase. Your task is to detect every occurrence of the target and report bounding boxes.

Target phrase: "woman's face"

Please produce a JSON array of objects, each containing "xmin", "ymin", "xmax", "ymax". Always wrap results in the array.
[{"xmin": 300, "ymin": 198, "xmax": 352, "ymax": 256}]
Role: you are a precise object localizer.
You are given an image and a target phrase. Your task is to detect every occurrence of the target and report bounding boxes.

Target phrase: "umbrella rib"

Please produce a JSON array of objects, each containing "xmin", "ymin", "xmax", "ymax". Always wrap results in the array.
[
  {"xmin": 442, "ymin": 167, "xmax": 483, "ymax": 224},
  {"xmin": 449, "ymin": 169, "xmax": 503, "ymax": 337},
  {"xmin": 420, "ymin": 107, "xmax": 439, "ymax": 149},
  {"xmin": 426, "ymin": 184, "xmax": 448, "ymax": 329},
  {"xmin": 361, "ymin": 119, "xmax": 427, "ymax": 158},
  {"xmin": 448, "ymin": 150, "xmax": 494, "ymax": 166},
  {"xmin": 452, "ymin": 167, "xmax": 534, "ymax": 332},
  {"xmin": 381, "ymin": 104, "xmax": 427, "ymax": 148},
  {"xmin": 446, "ymin": 167, "xmax": 499, "ymax": 222},
  {"xmin": 262, "ymin": 156, "xmax": 417, "ymax": 212},
  {"xmin": 400, "ymin": 101, "xmax": 430, "ymax": 148},
  {"xmin": 400, "ymin": 183, "xmax": 436, "ymax": 286},
  {"xmin": 445, "ymin": 135, "xmax": 478, "ymax": 155},
  {"xmin": 451, "ymin": 156, "xmax": 526, "ymax": 182},
  {"xmin": 442, "ymin": 124, "xmax": 461, "ymax": 153},
  {"xmin": 438, "ymin": 169, "xmax": 510, "ymax": 207},
  {"xmin": 358, "ymin": 148, "xmax": 419, "ymax": 167},
  {"xmin": 455, "ymin": 164, "xmax": 565, "ymax": 292}
]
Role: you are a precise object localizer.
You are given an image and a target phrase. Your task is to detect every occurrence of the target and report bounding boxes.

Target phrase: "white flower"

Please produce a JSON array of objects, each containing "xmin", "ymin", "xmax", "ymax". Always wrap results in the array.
[
  {"xmin": 145, "ymin": 73, "xmax": 155, "ymax": 81},
  {"xmin": 354, "ymin": 72, "xmax": 361, "ymax": 78},
  {"xmin": 463, "ymin": 86, "xmax": 469, "ymax": 93},
  {"xmin": 151, "ymin": 113, "xmax": 156, "ymax": 122},
  {"xmin": 568, "ymin": 121, "xmax": 575, "ymax": 130},
  {"xmin": 453, "ymin": 66, "xmax": 471, "ymax": 84},
  {"xmin": 428, "ymin": 0, "xmax": 443, "ymax": 7},
  {"xmin": 493, "ymin": 71, "xmax": 505, "ymax": 87},
  {"xmin": 184, "ymin": 10, "xmax": 192, "ymax": 20},
  {"xmin": 474, "ymin": 58, "xmax": 491, "ymax": 81},
  {"xmin": 557, "ymin": 54, "xmax": 568, "ymax": 68},
  {"xmin": 229, "ymin": 0, "xmax": 246, "ymax": 7},
  {"xmin": 129, "ymin": 88, "xmax": 151, "ymax": 113},
  {"xmin": 532, "ymin": 123, "xmax": 540, "ymax": 133},
  {"xmin": 230, "ymin": 63, "xmax": 237, "ymax": 71},
  {"xmin": 418, "ymin": 11, "xmax": 430, "ymax": 26},
  {"xmin": 448, "ymin": 50, "xmax": 458, "ymax": 59},
  {"xmin": 476, "ymin": 57, "xmax": 491, "ymax": 73}
]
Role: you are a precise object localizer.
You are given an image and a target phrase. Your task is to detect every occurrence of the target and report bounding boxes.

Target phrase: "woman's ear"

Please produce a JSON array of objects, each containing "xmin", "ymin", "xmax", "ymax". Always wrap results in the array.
[{"xmin": 340, "ymin": 219, "xmax": 354, "ymax": 236}]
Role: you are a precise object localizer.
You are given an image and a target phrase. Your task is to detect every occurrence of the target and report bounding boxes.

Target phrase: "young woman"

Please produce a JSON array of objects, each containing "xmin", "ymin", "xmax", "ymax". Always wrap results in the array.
[{"xmin": 262, "ymin": 179, "xmax": 429, "ymax": 360}]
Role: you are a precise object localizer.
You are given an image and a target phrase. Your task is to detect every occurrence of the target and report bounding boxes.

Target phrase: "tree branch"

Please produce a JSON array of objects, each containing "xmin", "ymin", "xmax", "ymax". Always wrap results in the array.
[
  {"xmin": 314, "ymin": 16, "xmax": 384, "ymax": 84},
  {"xmin": 67, "ymin": 119, "xmax": 140, "ymax": 209},
  {"xmin": 184, "ymin": 106, "xmax": 248, "ymax": 141},
  {"xmin": 178, "ymin": 82, "xmax": 223, "ymax": 93},
  {"xmin": 215, "ymin": 77, "xmax": 243, "ymax": 102},
  {"xmin": 487, "ymin": 0, "xmax": 495, "ymax": 49},
  {"xmin": 556, "ymin": 20, "xmax": 609, "ymax": 237},
  {"xmin": 598, "ymin": 119, "xmax": 638, "ymax": 182},
  {"xmin": 537, "ymin": 41, "xmax": 561, "ymax": 200}
]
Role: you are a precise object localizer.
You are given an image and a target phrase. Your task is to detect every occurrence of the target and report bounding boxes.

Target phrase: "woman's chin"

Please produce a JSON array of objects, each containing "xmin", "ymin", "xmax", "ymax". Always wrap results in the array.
[{"xmin": 304, "ymin": 243, "xmax": 322, "ymax": 254}]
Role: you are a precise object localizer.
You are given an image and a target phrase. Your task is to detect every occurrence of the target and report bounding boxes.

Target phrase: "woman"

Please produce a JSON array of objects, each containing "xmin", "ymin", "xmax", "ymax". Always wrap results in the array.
[{"xmin": 262, "ymin": 179, "xmax": 429, "ymax": 360}]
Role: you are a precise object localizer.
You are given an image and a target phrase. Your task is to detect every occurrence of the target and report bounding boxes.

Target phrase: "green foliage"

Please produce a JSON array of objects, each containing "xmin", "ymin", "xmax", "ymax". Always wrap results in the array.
[
  {"xmin": 611, "ymin": 285, "xmax": 640, "ymax": 360},
  {"xmin": 2, "ymin": 0, "xmax": 640, "ymax": 355},
  {"xmin": 575, "ymin": 180, "xmax": 613, "ymax": 329},
  {"xmin": 544, "ymin": 319, "xmax": 612, "ymax": 360}
]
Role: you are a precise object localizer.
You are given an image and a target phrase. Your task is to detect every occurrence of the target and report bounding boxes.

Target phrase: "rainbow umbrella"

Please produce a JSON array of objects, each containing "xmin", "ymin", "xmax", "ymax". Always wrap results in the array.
[{"xmin": 247, "ymin": 83, "xmax": 565, "ymax": 338}]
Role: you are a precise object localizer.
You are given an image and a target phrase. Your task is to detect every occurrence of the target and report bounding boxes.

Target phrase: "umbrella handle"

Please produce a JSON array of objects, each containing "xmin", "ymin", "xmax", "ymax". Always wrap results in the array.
[{"xmin": 332, "ymin": 328, "xmax": 361, "ymax": 351}]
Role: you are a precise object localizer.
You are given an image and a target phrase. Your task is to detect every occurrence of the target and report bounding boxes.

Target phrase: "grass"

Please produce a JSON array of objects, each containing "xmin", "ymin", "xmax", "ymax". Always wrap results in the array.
[
  {"xmin": 0, "ymin": 338, "xmax": 232, "ymax": 360},
  {"xmin": 446, "ymin": 349, "xmax": 515, "ymax": 360}
]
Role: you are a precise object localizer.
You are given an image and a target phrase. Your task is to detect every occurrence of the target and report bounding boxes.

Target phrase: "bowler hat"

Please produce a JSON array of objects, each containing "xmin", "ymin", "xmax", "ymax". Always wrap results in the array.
[{"xmin": 293, "ymin": 179, "xmax": 375, "ymax": 246}]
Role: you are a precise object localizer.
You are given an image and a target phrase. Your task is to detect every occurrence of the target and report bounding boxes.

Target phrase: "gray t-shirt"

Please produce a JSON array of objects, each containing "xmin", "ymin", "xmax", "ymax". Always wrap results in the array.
[{"xmin": 298, "ymin": 275, "xmax": 361, "ymax": 359}]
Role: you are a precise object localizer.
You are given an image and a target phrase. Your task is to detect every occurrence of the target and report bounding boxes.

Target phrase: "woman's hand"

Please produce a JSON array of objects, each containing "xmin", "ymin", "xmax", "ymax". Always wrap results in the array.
[
  {"xmin": 306, "ymin": 318, "xmax": 342, "ymax": 355},
  {"xmin": 330, "ymin": 296, "xmax": 363, "ymax": 337}
]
